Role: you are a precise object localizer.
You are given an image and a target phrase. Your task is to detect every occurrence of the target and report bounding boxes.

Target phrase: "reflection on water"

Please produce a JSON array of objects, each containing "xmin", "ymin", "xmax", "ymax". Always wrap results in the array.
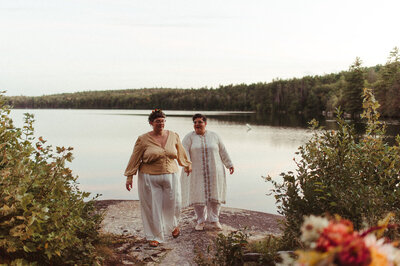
[
  {"xmin": 206, "ymin": 112, "xmax": 316, "ymax": 128},
  {"xmin": 324, "ymin": 119, "xmax": 400, "ymax": 145},
  {"xmin": 100, "ymin": 109, "xmax": 400, "ymax": 139},
  {"xmin": 211, "ymin": 112, "xmax": 400, "ymax": 138},
  {"xmin": 211, "ymin": 112, "xmax": 400, "ymax": 147},
  {"xmin": 9, "ymin": 109, "xmax": 400, "ymax": 214}
]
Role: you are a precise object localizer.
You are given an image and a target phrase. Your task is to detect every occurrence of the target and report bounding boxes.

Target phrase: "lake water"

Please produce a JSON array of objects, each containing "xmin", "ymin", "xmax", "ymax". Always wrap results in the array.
[{"xmin": 9, "ymin": 109, "xmax": 318, "ymax": 214}]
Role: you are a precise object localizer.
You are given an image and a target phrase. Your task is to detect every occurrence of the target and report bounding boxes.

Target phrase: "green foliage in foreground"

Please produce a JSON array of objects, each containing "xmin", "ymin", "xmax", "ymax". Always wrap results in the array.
[
  {"xmin": 0, "ymin": 93, "xmax": 103, "ymax": 265},
  {"xmin": 195, "ymin": 229, "xmax": 250, "ymax": 266},
  {"xmin": 246, "ymin": 235, "xmax": 281, "ymax": 265},
  {"xmin": 195, "ymin": 230, "xmax": 281, "ymax": 266},
  {"xmin": 267, "ymin": 87, "xmax": 400, "ymax": 250}
]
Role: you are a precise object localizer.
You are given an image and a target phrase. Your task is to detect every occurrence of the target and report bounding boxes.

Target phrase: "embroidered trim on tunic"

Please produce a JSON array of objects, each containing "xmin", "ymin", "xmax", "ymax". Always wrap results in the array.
[{"xmin": 201, "ymin": 135, "xmax": 211, "ymax": 203}]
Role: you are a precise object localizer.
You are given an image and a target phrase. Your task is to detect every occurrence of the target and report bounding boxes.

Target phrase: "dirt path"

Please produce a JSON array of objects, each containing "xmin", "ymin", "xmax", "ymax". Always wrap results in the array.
[{"xmin": 96, "ymin": 200, "xmax": 283, "ymax": 265}]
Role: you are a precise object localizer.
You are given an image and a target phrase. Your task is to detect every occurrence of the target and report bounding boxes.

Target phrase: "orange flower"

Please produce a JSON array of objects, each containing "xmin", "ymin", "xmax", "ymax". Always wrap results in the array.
[{"xmin": 369, "ymin": 247, "xmax": 389, "ymax": 266}]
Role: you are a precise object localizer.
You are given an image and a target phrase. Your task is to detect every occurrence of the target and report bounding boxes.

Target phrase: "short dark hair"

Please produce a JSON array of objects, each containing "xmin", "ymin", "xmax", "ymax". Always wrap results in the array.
[
  {"xmin": 148, "ymin": 109, "xmax": 166, "ymax": 122},
  {"xmin": 192, "ymin": 113, "xmax": 207, "ymax": 122}
]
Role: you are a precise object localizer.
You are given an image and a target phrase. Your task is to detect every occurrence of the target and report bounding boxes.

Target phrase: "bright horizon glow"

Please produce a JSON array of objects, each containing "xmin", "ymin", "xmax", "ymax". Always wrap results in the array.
[{"xmin": 1, "ymin": 0, "xmax": 400, "ymax": 96}]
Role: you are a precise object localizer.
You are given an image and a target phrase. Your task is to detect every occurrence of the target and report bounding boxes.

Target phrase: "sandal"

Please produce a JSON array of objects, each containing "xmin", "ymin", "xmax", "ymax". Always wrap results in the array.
[
  {"xmin": 149, "ymin": 240, "xmax": 159, "ymax": 247},
  {"xmin": 172, "ymin": 227, "xmax": 180, "ymax": 238}
]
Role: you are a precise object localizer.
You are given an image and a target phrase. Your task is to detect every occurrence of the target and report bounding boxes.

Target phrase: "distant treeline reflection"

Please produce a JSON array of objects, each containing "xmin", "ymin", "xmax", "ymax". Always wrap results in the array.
[
  {"xmin": 209, "ymin": 112, "xmax": 400, "ymax": 146},
  {"xmin": 208, "ymin": 112, "xmax": 314, "ymax": 128}
]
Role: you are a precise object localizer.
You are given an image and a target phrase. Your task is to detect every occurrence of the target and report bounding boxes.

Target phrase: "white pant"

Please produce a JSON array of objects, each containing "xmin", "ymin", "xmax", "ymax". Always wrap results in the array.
[
  {"xmin": 138, "ymin": 172, "xmax": 181, "ymax": 242},
  {"xmin": 194, "ymin": 202, "xmax": 221, "ymax": 224}
]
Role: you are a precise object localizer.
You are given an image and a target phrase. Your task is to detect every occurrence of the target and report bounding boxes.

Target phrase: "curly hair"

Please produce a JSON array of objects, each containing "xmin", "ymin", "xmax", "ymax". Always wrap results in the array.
[
  {"xmin": 192, "ymin": 113, "xmax": 207, "ymax": 122},
  {"xmin": 148, "ymin": 109, "xmax": 166, "ymax": 122}
]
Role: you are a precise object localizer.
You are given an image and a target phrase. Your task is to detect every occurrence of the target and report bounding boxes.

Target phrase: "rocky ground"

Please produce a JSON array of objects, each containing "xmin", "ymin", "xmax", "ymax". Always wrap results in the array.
[{"xmin": 95, "ymin": 200, "xmax": 283, "ymax": 265}]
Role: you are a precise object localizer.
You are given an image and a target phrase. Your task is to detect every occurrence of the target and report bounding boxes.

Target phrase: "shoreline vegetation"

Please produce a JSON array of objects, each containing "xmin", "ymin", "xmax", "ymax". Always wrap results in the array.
[{"xmin": 7, "ymin": 47, "xmax": 400, "ymax": 119}]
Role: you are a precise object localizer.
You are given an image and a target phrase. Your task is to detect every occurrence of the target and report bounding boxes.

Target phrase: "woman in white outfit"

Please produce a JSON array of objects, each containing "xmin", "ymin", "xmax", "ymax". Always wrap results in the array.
[
  {"xmin": 125, "ymin": 109, "xmax": 191, "ymax": 247},
  {"xmin": 181, "ymin": 113, "xmax": 234, "ymax": 231}
]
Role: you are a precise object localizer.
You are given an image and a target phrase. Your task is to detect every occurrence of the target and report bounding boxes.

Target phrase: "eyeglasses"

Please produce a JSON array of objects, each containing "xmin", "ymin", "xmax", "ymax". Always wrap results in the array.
[
  {"xmin": 153, "ymin": 119, "xmax": 166, "ymax": 124},
  {"xmin": 193, "ymin": 121, "xmax": 204, "ymax": 124}
]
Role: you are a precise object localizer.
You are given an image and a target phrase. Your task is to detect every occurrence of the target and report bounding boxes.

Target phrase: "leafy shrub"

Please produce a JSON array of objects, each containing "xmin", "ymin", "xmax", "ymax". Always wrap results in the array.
[
  {"xmin": 0, "ymin": 93, "xmax": 103, "ymax": 265},
  {"xmin": 194, "ymin": 229, "xmax": 250, "ymax": 266},
  {"xmin": 267, "ymin": 88, "xmax": 400, "ymax": 250},
  {"xmin": 214, "ymin": 230, "xmax": 249, "ymax": 266},
  {"xmin": 194, "ymin": 230, "xmax": 283, "ymax": 265},
  {"xmin": 246, "ymin": 235, "xmax": 281, "ymax": 265}
]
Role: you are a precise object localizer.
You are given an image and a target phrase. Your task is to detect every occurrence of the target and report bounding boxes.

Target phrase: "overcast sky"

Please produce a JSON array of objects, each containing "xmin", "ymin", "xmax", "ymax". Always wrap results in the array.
[{"xmin": 1, "ymin": 0, "xmax": 400, "ymax": 96}]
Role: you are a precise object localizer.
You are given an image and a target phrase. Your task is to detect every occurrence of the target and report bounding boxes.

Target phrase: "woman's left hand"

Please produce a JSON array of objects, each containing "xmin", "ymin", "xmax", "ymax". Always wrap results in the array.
[
  {"xmin": 184, "ymin": 166, "xmax": 192, "ymax": 176},
  {"xmin": 229, "ymin": 167, "xmax": 234, "ymax": 175}
]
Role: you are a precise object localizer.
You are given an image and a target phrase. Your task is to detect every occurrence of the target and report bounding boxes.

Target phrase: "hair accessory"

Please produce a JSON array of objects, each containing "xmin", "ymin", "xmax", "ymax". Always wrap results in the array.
[{"xmin": 152, "ymin": 108, "xmax": 162, "ymax": 113}]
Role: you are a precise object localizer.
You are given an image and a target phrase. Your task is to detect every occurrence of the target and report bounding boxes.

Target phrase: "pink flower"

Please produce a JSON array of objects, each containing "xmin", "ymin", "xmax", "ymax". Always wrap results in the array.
[
  {"xmin": 337, "ymin": 237, "xmax": 371, "ymax": 266},
  {"xmin": 316, "ymin": 219, "xmax": 355, "ymax": 252}
]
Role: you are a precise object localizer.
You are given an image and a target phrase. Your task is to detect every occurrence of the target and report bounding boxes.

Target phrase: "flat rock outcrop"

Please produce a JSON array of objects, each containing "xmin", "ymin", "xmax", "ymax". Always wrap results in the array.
[{"xmin": 96, "ymin": 200, "xmax": 283, "ymax": 265}]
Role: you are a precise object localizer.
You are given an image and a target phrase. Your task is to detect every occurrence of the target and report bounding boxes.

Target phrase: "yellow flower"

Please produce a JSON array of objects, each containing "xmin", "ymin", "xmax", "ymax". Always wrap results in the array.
[{"xmin": 296, "ymin": 250, "xmax": 335, "ymax": 266}]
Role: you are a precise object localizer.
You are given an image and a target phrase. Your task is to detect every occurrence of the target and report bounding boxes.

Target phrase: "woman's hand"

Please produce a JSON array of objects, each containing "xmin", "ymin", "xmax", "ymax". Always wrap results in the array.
[
  {"xmin": 126, "ymin": 176, "xmax": 133, "ymax": 191},
  {"xmin": 184, "ymin": 166, "xmax": 192, "ymax": 176},
  {"xmin": 229, "ymin": 167, "xmax": 234, "ymax": 175}
]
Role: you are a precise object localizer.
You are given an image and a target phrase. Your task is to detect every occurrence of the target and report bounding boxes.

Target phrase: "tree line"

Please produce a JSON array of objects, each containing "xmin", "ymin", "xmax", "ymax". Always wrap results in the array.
[{"xmin": 8, "ymin": 47, "xmax": 400, "ymax": 118}]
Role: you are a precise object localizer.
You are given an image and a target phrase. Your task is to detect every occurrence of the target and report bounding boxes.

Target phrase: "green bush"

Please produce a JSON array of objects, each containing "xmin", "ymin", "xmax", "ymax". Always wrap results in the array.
[
  {"xmin": 0, "ymin": 93, "xmax": 103, "ymax": 265},
  {"xmin": 194, "ymin": 229, "xmax": 250, "ymax": 266},
  {"xmin": 194, "ymin": 230, "xmax": 282, "ymax": 265},
  {"xmin": 267, "ymin": 87, "xmax": 400, "ymax": 250},
  {"xmin": 246, "ymin": 235, "xmax": 281, "ymax": 265}
]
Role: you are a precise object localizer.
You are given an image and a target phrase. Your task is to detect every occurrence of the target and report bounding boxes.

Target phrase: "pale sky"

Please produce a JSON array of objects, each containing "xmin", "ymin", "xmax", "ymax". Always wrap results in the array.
[{"xmin": 1, "ymin": 0, "xmax": 400, "ymax": 96}]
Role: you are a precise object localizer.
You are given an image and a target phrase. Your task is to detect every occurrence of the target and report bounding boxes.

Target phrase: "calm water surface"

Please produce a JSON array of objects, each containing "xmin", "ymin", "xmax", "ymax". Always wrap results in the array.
[{"xmin": 10, "ymin": 109, "xmax": 315, "ymax": 214}]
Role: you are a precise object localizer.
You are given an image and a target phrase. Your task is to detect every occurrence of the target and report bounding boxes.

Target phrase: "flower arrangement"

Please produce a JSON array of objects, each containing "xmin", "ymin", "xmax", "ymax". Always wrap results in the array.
[{"xmin": 279, "ymin": 214, "xmax": 400, "ymax": 266}]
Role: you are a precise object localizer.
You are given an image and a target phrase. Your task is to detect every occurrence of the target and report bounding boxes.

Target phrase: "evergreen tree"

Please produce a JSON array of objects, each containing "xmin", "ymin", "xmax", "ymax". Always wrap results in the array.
[
  {"xmin": 344, "ymin": 57, "xmax": 364, "ymax": 118},
  {"xmin": 374, "ymin": 47, "xmax": 400, "ymax": 117}
]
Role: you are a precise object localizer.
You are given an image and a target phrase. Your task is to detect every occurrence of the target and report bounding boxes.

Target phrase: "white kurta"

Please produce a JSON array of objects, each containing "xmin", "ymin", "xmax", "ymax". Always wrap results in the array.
[{"xmin": 181, "ymin": 131, "xmax": 233, "ymax": 207}]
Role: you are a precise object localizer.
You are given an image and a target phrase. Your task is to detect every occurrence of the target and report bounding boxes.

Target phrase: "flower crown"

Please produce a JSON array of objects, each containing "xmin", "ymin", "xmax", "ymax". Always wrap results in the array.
[{"xmin": 152, "ymin": 109, "xmax": 162, "ymax": 113}]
